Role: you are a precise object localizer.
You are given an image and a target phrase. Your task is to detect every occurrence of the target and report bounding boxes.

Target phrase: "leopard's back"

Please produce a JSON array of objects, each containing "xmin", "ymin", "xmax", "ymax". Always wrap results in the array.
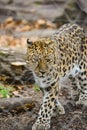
[
  {"xmin": 51, "ymin": 24, "xmax": 85, "ymax": 77},
  {"xmin": 51, "ymin": 24, "xmax": 87, "ymax": 105}
]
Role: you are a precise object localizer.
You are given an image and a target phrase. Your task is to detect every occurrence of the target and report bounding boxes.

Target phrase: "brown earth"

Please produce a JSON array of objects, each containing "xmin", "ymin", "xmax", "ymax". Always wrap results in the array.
[{"xmin": 0, "ymin": 86, "xmax": 87, "ymax": 130}]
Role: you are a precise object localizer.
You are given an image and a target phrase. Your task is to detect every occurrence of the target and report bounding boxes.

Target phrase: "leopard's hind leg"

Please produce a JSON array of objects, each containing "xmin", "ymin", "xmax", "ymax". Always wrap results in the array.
[
  {"xmin": 69, "ymin": 76, "xmax": 80, "ymax": 101},
  {"xmin": 76, "ymin": 71, "xmax": 87, "ymax": 106}
]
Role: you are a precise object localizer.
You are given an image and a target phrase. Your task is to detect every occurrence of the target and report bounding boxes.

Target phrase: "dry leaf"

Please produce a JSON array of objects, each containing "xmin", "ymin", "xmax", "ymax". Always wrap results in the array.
[
  {"xmin": 16, "ymin": 25, "xmax": 32, "ymax": 32},
  {"xmin": 0, "ymin": 94, "xmax": 3, "ymax": 98},
  {"xmin": 11, "ymin": 61, "xmax": 26, "ymax": 66},
  {"xmin": 5, "ymin": 17, "xmax": 14, "ymax": 23}
]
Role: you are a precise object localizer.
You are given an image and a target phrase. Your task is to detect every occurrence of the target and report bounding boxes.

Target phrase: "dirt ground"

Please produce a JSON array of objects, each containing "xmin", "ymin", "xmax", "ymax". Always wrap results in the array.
[{"xmin": 0, "ymin": 86, "xmax": 87, "ymax": 130}]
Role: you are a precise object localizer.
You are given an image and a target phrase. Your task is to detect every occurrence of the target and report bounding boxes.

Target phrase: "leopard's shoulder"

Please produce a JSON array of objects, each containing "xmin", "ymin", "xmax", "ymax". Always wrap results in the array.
[
  {"xmin": 51, "ymin": 24, "xmax": 85, "ymax": 46},
  {"xmin": 53, "ymin": 24, "xmax": 84, "ymax": 37}
]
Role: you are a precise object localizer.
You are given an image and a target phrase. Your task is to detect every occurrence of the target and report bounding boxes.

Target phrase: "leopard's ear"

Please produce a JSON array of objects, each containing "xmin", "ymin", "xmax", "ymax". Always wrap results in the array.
[{"xmin": 27, "ymin": 39, "xmax": 33, "ymax": 45}]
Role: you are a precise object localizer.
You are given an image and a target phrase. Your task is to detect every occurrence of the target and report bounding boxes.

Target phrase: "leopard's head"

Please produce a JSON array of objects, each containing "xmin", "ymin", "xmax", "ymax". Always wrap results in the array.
[{"xmin": 26, "ymin": 38, "xmax": 58, "ymax": 76}]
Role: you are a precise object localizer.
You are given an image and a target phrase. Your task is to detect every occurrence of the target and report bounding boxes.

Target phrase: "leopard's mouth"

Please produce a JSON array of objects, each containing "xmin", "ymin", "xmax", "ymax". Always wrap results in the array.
[{"xmin": 34, "ymin": 70, "xmax": 44, "ymax": 77}]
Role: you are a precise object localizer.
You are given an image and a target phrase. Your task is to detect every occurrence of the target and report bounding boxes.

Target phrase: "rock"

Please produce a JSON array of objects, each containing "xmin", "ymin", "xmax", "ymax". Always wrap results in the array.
[{"xmin": 76, "ymin": 0, "xmax": 87, "ymax": 13}]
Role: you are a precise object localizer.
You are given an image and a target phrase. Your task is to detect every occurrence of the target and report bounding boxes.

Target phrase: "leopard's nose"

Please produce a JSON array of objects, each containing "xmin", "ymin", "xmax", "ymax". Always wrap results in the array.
[{"xmin": 40, "ymin": 71, "xmax": 45, "ymax": 75}]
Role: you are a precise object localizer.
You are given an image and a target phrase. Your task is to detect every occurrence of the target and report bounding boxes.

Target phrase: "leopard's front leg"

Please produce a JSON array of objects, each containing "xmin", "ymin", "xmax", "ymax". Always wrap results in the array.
[
  {"xmin": 32, "ymin": 86, "xmax": 61, "ymax": 130},
  {"xmin": 32, "ymin": 98, "xmax": 51, "ymax": 130},
  {"xmin": 32, "ymin": 85, "xmax": 65, "ymax": 130},
  {"xmin": 32, "ymin": 88, "xmax": 55, "ymax": 130}
]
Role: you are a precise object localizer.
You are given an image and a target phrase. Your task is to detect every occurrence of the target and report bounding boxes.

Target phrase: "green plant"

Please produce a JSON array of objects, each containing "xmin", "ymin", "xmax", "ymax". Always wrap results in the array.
[
  {"xmin": 34, "ymin": 1, "xmax": 42, "ymax": 5},
  {"xmin": 0, "ymin": 85, "xmax": 11, "ymax": 98},
  {"xmin": 34, "ymin": 84, "xmax": 40, "ymax": 92}
]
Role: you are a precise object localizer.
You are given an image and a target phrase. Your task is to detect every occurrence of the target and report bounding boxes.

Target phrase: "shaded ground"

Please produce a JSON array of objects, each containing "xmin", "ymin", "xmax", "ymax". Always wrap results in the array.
[
  {"xmin": 0, "ymin": 86, "xmax": 87, "ymax": 130},
  {"xmin": 1, "ymin": 106, "xmax": 87, "ymax": 130}
]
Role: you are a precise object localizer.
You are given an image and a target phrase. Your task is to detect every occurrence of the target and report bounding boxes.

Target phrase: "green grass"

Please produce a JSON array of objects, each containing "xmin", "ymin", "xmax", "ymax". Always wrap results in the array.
[
  {"xmin": 34, "ymin": 84, "xmax": 40, "ymax": 92},
  {"xmin": 0, "ymin": 85, "xmax": 12, "ymax": 98},
  {"xmin": 34, "ymin": 1, "xmax": 42, "ymax": 5}
]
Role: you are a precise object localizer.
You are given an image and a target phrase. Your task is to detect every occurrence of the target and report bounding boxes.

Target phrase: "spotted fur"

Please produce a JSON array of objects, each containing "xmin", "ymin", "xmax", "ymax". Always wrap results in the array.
[{"xmin": 26, "ymin": 24, "xmax": 87, "ymax": 130}]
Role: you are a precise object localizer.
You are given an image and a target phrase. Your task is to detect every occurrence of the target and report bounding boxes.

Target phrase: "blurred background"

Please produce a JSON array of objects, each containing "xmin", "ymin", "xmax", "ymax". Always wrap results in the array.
[
  {"xmin": 0, "ymin": 0, "xmax": 87, "ymax": 86},
  {"xmin": 0, "ymin": 0, "xmax": 87, "ymax": 130}
]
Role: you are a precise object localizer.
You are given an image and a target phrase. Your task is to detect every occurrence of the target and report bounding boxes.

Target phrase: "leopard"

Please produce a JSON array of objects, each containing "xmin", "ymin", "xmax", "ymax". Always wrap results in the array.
[{"xmin": 26, "ymin": 23, "xmax": 87, "ymax": 130}]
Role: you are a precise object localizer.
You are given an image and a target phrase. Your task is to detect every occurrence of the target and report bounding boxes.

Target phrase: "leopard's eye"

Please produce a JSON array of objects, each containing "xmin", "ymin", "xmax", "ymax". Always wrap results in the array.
[
  {"xmin": 27, "ymin": 39, "xmax": 33, "ymax": 46},
  {"xmin": 46, "ymin": 59, "xmax": 52, "ymax": 62}
]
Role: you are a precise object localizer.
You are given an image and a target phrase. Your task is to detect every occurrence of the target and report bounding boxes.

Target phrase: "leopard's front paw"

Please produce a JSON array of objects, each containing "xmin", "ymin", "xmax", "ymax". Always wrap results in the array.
[
  {"xmin": 58, "ymin": 105, "xmax": 65, "ymax": 115},
  {"xmin": 32, "ymin": 122, "xmax": 50, "ymax": 130}
]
